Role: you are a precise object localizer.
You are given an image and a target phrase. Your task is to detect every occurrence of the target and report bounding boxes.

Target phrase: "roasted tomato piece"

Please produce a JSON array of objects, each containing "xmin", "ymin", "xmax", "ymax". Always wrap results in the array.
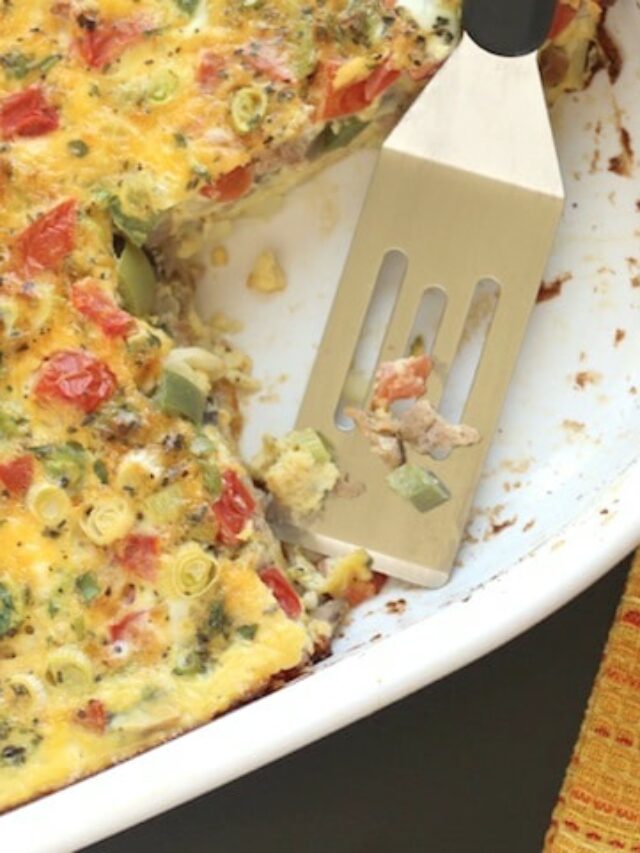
[
  {"xmin": 373, "ymin": 355, "xmax": 432, "ymax": 407},
  {"xmin": 115, "ymin": 534, "xmax": 160, "ymax": 581},
  {"xmin": 259, "ymin": 567, "xmax": 302, "ymax": 619},
  {"xmin": 548, "ymin": 2, "xmax": 578, "ymax": 39},
  {"xmin": 212, "ymin": 470, "xmax": 256, "ymax": 546},
  {"xmin": 197, "ymin": 50, "xmax": 226, "ymax": 91},
  {"xmin": 14, "ymin": 199, "xmax": 77, "ymax": 276},
  {"xmin": 200, "ymin": 165, "xmax": 253, "ymax": 203},
  {"xmin": 108, "ymin": 610, "xmax": 148, "ymax": 643},
  {"xmin": 0, "ymin": 455, "xmax": 34, "ymax": 497},
  {"xmin": 34, "ymin": 350, "xmax": 117, "ymax": 414},
  {"xmin": 71, "ymin": 278, "xmax": 135, "ymax": 338},
  {"xmin": 343, "ymin": 571, "xmax": 387, "ymax": 607},
  {"xmin": 320, "ymin": 60, "xmax": 400, "ymax": 120},
  {"xmin": 77, "ymin": 17, "xmax": 148, "ymax": 70},
  {"xmin": 0, "ymin": 86, "xmax": 59, "ymax": 139},
  {"xmin": 75, "ymin": 699, "xmax": 108, "ymax": 734}
]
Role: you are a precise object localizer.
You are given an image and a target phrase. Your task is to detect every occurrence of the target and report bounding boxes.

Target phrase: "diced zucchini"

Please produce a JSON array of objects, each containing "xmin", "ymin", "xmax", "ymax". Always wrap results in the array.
[
  {"xmin": 156, "ymin": 370, "xmax": 205, "ymax": 425},
  {"xmin": 308, "ymin": 118, "xmax": 368, "ymax": 160},
  {"xmin": 285, "ymin": 428, "xmax": 331, "ymax": 464},
  {"xmin": 190, "ymin": 433, "xmax": 216, "ymax": 457},
  {"xmin": 117, "ymin": 239, "xmax": 157, "ymax": 317},
  {"xmin": 386, "ymin": 464, "xmax": 450, "ymax": 513},
  {"xmin": 199, "ymin": 461, "xmax": 221, "ymax": 497}
]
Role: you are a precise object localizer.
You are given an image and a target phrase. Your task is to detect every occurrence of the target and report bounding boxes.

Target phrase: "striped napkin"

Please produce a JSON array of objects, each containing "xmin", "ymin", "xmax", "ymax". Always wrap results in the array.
[{"xmin": 545, "ymin": 552, "xmax": 640, "ymax": 850}]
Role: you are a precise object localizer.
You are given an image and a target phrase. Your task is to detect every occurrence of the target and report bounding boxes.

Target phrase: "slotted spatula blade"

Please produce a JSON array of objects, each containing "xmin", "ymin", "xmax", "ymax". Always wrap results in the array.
[{"xmin": 276, "ymin": 0, "xmax": 565, "ymax": 587}]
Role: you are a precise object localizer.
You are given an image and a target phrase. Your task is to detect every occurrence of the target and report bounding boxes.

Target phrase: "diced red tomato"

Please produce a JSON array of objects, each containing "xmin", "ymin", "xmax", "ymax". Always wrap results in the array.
[
  {"xmin": 212, "ymin": 470, "xmax": 256, "ymax": 546},
  {"xmin": 258, "ymin": 567, "xmax": 302, "ymax": 619},
  {"xmin": 34, "ymin": 349, "xmax": 117, "ymax": 414},
  {"xmin": 75, "ymin": 699, "xmax": 108, "ymax": 734},
  {"xmin": 71, "ymin": 278, "xmax": 135, "ymax": 338},
  {"xmin": 548, "ymin": 2, "xmax": 578, "ymax": 39},
  {"xmin": 108, "ymin": 610, "xmax": 148, "ymax": 643},
  {"xmin": 319, "ymin": 60, "xmax": 400, "ymax": 121},
  {"xmin": 77, "ymin": 17, "xmax": 148, "ymax": 70},
  {"xmin": 373, "ymin": 354, "xmax": 432, "ymax": 407},
  {"xmin": 0, "ymin": 85, "xmax": 59, "ymax": 140},
  {"xmin": 197, "ymin": 50, "xmax": 226, "ymax": 91},
  {"xmin": 115, "ymin": 534, "xmax": 160, "ymax": 581},
  {"xmin": 14, "ymin": 198, "xmax": 77, "ymax": 276},
  {"xmin": 343, "ymin": 571, "xmax": 387, "ymax": 607},
  {"xmin": 0, "ymin": 455, "xmax": 34, "ymax": 498},
  {"xmin": 200, "ymin": 165, "xmax": 253, "ymax": 203}
]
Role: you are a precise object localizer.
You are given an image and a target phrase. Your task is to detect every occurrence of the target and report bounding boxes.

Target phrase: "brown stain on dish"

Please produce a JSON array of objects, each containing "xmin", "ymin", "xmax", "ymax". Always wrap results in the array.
[
  {"xmin": 522, "ymin": 519, "xmax": 536, "ymax": 533},
  {"xmin": 597, "ymin": 17, "xmax": 623, "ymax": 85},
  {"xmin": 608, "ymin": 125, "xmax": 635, "ymax": 177},
  {"xmin": 574, "ymin": 370, "xmax": 602, "ymax": 390},
  {"xmin": 562, "ymin": 419, "xmax": 586, "ymax": 434},
  {"xmin": 537, "ymin": 272, "xmax": 572, "ymax": 303},
  {"xmin": 385, "ymin": 599, "xmax": 407, "ymax": 615},
  {"xmin": 484, "ymin": 516, "xmax": 517, "ymax": 540},
  {"xmin": 614, "ymin": 328, "xmax": 626, "ymax": 346}
]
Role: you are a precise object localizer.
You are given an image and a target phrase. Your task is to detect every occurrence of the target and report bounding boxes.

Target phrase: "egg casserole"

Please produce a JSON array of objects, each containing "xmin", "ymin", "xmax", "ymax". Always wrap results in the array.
[{"xmin": 0, "ymin": 0, "xmax": 613, "ymax": 814}]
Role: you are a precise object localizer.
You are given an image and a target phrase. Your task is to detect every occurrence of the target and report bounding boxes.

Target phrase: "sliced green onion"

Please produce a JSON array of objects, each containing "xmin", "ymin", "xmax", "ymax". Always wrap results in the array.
[
  {"xmin": 146, "ymin": 70, "xmax": 179, "ymax": 104},
  {"xmin": 172, "ymin": 542, "xmax": 219, "ymax": 598},
  {"xmin": 75, "ymin": 572, "xmax": 100, "ymax": 604},
  {"xmin": 156, "ymin": 370, "xmax": 205, "ymax": 425},
  {"xmin": 236, "ymin": 624, "xmax": 257, "ymax": 641},
  {"xmin": 68, "ymin": 139, "xmax": 90, "ymax": 158},
  {"xmin": 386, "ymin": 464, "xmax": 450, "ymax": 513},
  {"xmin": 230, "ymin": 86, "xmax": 268, "ymax": 134},
  {"xmin": 45, "ymin": 648, "xmax": 92, "ymax": 691},
  {"xmin": 117, "ymin": 239, "xmax": 157, "ymax": 317},
  {"xmin": 285, "ymin": 428, "xmax": 331, "ymax": 464}
]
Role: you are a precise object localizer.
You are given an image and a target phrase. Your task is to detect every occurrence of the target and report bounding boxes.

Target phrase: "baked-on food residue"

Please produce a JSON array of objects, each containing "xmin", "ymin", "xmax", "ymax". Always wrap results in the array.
[
  {"xmin": 537, "ymin": 272, "xmax": 573, "ymax": 303},
  {"xmin": 0, "ymin": 0, "xmax": 619, "ymax": 815}
]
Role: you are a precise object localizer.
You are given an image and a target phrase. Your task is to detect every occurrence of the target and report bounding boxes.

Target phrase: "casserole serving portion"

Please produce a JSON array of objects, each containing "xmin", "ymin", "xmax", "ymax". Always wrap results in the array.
[{"xmin": 0, "ymin": 0, "xmax": 613, "ymax": 814}]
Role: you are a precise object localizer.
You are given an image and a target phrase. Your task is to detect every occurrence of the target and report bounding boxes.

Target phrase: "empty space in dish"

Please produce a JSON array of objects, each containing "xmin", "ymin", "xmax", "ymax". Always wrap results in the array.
[{"xmin": 195, "ymin": 0, "xmax": 640, "ymax": 652}]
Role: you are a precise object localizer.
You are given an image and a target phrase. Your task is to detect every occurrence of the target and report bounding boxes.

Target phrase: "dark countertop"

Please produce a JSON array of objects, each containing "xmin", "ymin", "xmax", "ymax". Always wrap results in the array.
[{"xmin": 85, "ymin": 555, "xmax": 631, "ymax": 853}]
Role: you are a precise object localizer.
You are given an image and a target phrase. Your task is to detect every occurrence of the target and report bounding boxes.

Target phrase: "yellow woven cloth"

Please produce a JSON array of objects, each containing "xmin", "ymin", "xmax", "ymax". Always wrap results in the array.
[{"xmin": 545, "ymin": 552, "xmax": 640, "ymax": 851}]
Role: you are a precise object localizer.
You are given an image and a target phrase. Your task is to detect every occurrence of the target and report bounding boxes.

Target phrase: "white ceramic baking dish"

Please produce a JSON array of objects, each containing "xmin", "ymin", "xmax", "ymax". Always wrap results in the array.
[{"xmin": 4, "ymin": 1, "xmax": 639, "ymax": 849}]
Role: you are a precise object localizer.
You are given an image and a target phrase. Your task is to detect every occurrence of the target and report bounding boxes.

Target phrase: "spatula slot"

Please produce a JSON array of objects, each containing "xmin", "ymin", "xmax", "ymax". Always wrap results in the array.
[
  {"xmin": 334, "ymin": 249, "xmax": 407, "ymax": 431},
  {"xmin": 431, "ymin": 277, "xmax": 500, "ymax": 459}
]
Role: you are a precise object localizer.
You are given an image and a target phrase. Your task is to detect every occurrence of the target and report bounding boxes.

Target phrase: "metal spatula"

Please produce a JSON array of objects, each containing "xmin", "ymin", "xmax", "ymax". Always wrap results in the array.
[{"xmin": 276, "ymin": 0, "xmax": 564, "ymax": 587}]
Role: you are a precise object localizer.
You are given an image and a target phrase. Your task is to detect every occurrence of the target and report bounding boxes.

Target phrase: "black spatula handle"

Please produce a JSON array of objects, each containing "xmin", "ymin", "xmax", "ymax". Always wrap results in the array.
[{"xmin": 463, "ymin": 0, "xmax": 558, "ymax": 57}]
